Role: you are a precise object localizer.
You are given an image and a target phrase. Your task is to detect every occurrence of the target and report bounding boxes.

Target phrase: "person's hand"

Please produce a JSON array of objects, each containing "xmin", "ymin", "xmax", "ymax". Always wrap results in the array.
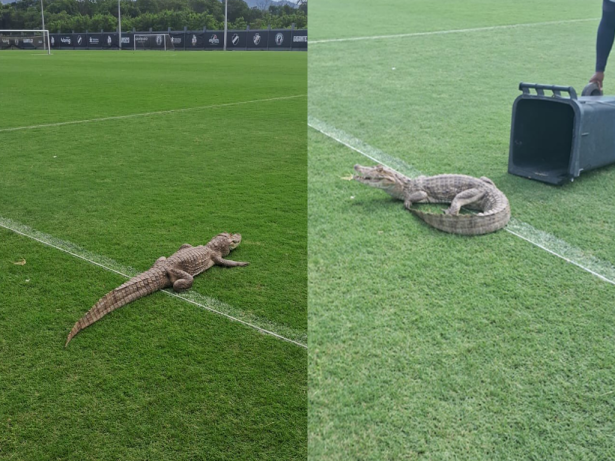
[{"xmin": 590, "ymin": 71, "xmax": 605, "ymax": 90}]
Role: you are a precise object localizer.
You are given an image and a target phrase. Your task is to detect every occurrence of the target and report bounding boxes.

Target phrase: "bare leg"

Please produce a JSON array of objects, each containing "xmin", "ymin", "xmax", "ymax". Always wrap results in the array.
[
  {"xmin": 404, "ymin": 190, "xmax": 429, "ymax": 210},
  {"xmin": 444, "ymin": 189, "xmax": 486, "ymax": 215},
  {"xmin": 166, "ymin": 267, "xmax": 194, "ymax": 291}
]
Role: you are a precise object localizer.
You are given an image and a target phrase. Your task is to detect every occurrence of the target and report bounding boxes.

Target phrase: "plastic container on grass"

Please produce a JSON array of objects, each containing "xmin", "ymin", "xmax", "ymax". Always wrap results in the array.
[{"xmin": 508, "ymin": 82, "xmax": 615, "ymax": 185}]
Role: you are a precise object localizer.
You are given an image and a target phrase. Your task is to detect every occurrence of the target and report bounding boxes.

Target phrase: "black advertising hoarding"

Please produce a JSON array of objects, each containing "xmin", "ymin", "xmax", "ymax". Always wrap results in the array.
[
  {"xmin": 19, "ymin": 29, "xmax": 306, "ymax": 51},
  {"xmin": 87, "ymin": 33, "xmax": 117, "ymax": 49},
  {"xmin": 134, "ymin": 34, "xmax": 167, "ymax": 50},
  {"xmin": 269, "ymin": 30, "xmax": 291, "ymax": 50},
  {"xmin": 54, "ymin": 34, "xmax": 73, "ymax": 48},
  {"xmin": 17, "ymin": 36, "xmax": 45, "ymax": 49},
  {"xmin": 246, "ymin": 30, "xmax": 268, "ymax": 49},
  {"xmin": 0, "ymin": 35, "xmax": 45, "ymax": 49},
  {"xmin": 120, "ymin": 33, "xmax": 133, "ymax": 49},
  {"xmin": 291, "ymin": 30, "xmax": 307, "ymax": 49},
  {"xmin": 73, "ymin": 33, "xmax": 88, "ymax": 48},
  {"xmin": 226, "ymin": 31, "xmax": 247, "ymax": 49},
  {"xmin": 185, "ymin": 32, "xmax": 205, "ymax": 50},
  {"xmin": 170, "ymin": 32, "xmax": 186, "ymax": 50},
  {"xmin": 204, "ymin": 31, "xmax": 222, "ymax": 49}
]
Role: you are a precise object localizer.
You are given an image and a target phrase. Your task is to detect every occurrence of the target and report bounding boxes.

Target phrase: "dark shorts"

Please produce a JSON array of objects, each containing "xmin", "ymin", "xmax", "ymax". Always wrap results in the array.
[{"xmin": 605, "ymin": 0, "xmax": 615, "ymax": 13}]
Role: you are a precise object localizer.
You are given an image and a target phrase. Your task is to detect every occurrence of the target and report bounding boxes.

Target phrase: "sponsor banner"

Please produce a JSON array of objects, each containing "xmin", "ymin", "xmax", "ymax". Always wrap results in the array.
[
  {"xmin": 17, "ymin": 29, "xmax": 306, "ymax": 51},
  {"xmin": 73, "ymin": 33, "xmax": 88, "ymax": 48},
  {"xmin": 120, "ymin": 33, "xmax": 133, "ymax": 49},
  {"xmin": 51, "ymin": 34, "xmax": 73, "ymax": 48},
  {"xmin": 134, "ymin": 33, "xmax": 167, "ymax": 50},
  {"xmin": 203, "ymin": 31, "xmax": 222, "ymax": 49},
  {"xmin": 185, "ymin": 32, "xmax": 205, "ymax": 50},
  {"xmin": 170, "ymin": 32, "xmax": 186, "ymax": 49},
  {"xmin": 291, "ymin": 30, "xmax": 307, "ymax": 49},
  {"xmin": 226, "ymin": 31, "xmax": 246, "ymax": 49},
  {"xmin": 1, "ymin": 35, "xmax": 45, "ymax": 49},
  {"xmin": 246, "ymin": 30, "xmax": 268, "ymax": 49},
  {"xmin": 269, "ymin": 30, "xmax": 291, "ymax": 49}
]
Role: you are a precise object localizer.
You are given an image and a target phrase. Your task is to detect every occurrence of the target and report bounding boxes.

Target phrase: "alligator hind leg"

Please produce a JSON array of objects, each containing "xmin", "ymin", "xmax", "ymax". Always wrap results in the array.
[
  {"xmin": 166, "ymin": 267, "xmax": 194, "ymax": 291},
  {"xmin": 444, "ymin": 188, "xmax": 486, "ymax": 215},
  {"xmin": 480, "ymin": 176, "xmax": 495, "ymax": 186},
  {"xmin": 153, "ymin": 256, "xmax": 167, "ymax": 267},
  {"xmin": 404, "ymin": 190, "xmax": 429, "ymax": 210}
]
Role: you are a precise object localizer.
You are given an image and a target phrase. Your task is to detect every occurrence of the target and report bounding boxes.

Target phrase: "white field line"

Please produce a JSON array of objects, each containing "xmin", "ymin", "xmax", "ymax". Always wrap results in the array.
[
  {"xmin": 0, "ymin": 216, "xmax": 307, "ymax": 348},
  {"xmin": 310, "ymin": 18, "xmax": 598, "ymax": 45},
  {"xmin": 308, "ymin": 116, "xmax": 615, "ymax": 287},
  {"xmin": 0, "ymin": 94, "xmax": 307, "ymax": 133}
]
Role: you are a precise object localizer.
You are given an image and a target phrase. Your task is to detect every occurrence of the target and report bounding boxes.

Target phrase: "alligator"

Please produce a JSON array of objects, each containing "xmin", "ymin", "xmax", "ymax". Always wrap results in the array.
[
  {"xmin": 353, "ymin": 165, "xmax": 511, "ymax": 235},
  {"xmin": 65, "ymin": 232, "xmax": 249, "ymax": 346}
]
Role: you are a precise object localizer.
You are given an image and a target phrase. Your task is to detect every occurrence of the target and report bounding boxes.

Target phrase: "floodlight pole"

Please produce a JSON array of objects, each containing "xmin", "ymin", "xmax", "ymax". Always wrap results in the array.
[
  {"xmin": 118, "ymin": 0, "xmax": 122, "ymax": 50},
  {"xmin": 223, "ymin": 0, "xmax": 228, "ymax": 51},
  {"xmin": 40, "ymin": 0, "xmax": 45, "ymax": 47}
]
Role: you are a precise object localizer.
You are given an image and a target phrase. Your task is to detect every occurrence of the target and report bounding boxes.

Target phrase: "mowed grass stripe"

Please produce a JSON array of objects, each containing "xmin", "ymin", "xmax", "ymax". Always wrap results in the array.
[
  {"xmin": 1, "ymin": 50, "xmax": 306, "ymax": 459},
  {"xmin": 308, "ymin": 130, "xmax": 615, "ymax": 461},
  {"xmin": 308, "ymin": 116, "xmax": 615, "ymax": 286},
  {"xmin": 0, "ymin": 50, "xmax": 307, "ymax": 128},
  {"xmin": 308, "ymin": 0, "xmax": 599, "ymax": 41},
  {"xmin": 0, "ymin": 216, "xmax": 307, "ymax": 347},
  {"xmin": 2, "ymin": 92, "xmax": 307, "ymax": 333},
  {"xmin": 309, "ymin": 19, "xmax": 615, "ymax": 264},
  {"xmin": 309, "ymin": 2, "xmax": 615, "ymax": 458},
  {"xmin": 310, "ymin": 17, "xmax": 598, "ymax": 44},
  {"xmin": 0, "ymin": 94, "xmax": 307, "ymax": 133},
  {"xmin": 1, "ymin": 230, "xmax": 307, "ymax": 460}
]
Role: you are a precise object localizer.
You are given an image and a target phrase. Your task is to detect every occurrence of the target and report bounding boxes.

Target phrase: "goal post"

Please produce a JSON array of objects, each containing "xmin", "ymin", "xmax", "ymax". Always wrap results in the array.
[
  {"xmin": 0, "ymin": 30, "xmax": 50, "ymax": 54},
  {"xmin": 133, "ymin": 34, "xmax": 174, "ymax": 51}
]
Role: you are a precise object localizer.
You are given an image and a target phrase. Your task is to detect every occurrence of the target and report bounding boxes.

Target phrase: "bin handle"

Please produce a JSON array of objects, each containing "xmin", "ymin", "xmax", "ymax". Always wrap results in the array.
[{"xmin": 519, "ymin": 82, "xmax": 577, "ymax": 99}]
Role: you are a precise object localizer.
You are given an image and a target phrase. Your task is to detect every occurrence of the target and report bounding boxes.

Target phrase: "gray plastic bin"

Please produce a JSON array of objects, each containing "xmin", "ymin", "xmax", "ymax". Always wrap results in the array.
[{"xmin": 508, "ymin": 82, "xmax": 615, "ymax": 185}]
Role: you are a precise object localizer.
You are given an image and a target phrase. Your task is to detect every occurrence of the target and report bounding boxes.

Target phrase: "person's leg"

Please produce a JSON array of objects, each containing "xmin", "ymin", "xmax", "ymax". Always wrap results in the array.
[{"xmin": 596, "ymin": 0, "xmax": 615, "ymax": 73}]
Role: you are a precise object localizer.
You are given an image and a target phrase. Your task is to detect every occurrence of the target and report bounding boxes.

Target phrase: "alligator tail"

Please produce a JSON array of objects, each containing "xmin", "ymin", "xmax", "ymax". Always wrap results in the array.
[
  {"xmin": 410, "ymin": 207, "xmax": 511, "ymax": 236},
  {"xmin": 65, "ymin": 267, "xmax": 169, "ymax": 347}
]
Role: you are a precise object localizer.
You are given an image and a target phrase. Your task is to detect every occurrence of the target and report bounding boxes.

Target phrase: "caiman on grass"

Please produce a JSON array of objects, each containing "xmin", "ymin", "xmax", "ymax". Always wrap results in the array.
[
  {"xmin": 353, "ymin": 165, "xmax": 511, "ymax": 235},
  {"xmin": 65, "ymin": 233, "xmax": 248, "ymax": 346}
]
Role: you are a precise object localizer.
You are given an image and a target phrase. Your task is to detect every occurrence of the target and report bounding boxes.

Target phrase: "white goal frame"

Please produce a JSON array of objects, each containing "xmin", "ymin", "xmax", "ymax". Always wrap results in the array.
[
  {"xmin": 0, "ymin": 29, "xmax": 50, "ymax": 55},
  {"xmin": 133, "ymin": 33, "xmax": 173, "ymax": 51}
]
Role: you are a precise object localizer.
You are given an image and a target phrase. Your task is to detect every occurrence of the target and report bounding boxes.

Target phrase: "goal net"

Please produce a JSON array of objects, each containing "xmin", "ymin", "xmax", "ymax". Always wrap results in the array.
[
  {"xmin": 0, "ymin": 30, "xmax": 50, "ymax": 54},
  {"xmin": 134, "ymin": 34, "xmax": 174, "ymax": 51}
]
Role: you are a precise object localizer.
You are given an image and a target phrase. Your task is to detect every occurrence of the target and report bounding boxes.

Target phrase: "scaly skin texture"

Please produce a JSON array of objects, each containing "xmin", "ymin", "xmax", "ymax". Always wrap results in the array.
[
  {"xmin": 353, "ymin": 165, "xmax": 511, "ymax": 235},
  {"xmin": 65, "ymin": 233, "xmax": 248, "ymax": 346}
]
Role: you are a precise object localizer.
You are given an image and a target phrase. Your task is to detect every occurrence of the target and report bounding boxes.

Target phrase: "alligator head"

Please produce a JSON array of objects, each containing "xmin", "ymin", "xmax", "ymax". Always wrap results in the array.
[
  {"xmin": 353, "ymin": 164, "xmax": 407, "ymax": 200},
  {"xmin": 208, "ymin": 232, "xmax": 242, "ymax": 255}
]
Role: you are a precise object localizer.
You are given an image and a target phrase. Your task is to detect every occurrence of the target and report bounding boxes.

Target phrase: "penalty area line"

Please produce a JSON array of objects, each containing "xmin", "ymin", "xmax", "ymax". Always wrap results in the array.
[
  {"xmin": 0, "ymin": 94, "xmax": 307, "ymax": 134},
  {"xmin": 308, "ymin": 116, "xmax": 615, "ymax": 287},
  {"xmin": 0, "ymin": 216, "xmax": 307, "ymax": 348}
]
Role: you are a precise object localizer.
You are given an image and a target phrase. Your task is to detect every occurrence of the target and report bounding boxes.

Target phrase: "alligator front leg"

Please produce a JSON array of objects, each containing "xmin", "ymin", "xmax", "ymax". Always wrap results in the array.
[
  {"xmin": 212, "ymin": 255, "xmax": 249, "ymax": 267},
  {"xmin": 404, "ymin": 190, "xmax": 429, "ymax": 210},
  {"xmin": 167, "ymin": 267, "xmax": 194, "ymax": 291},
  {"xmin": 444, "ymin": 188, "xmax": 486, "ymax": 215}
]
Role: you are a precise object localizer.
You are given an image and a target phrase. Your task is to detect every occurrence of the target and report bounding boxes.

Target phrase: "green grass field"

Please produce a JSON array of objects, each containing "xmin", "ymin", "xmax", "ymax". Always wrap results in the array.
[
  {"xmin": 0, "ymin": 50, "xmax": 306, "ymax": 460},
  {"xmin": 309, "ymin": 1, "xmax": 615, "ymax": 459}
]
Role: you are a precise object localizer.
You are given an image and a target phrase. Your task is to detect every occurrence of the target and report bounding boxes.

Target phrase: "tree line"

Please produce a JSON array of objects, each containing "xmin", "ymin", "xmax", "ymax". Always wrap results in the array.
[{"xmin": 0, "ymin": 0, "xmax": 307, "ymax": 33}]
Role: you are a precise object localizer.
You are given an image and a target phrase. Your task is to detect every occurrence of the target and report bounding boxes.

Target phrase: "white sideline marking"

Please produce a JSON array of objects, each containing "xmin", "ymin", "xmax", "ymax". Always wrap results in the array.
[
  {"xmin": 311, "ymin": 18, "xmax": 598, "ymax": 45},
  {"xmin": 0, "ymin": 94, "xmax": 307, "ymax": 133},
  {"xmin": 308, "ymin": 116, "xmax": 615, "ymax": 287},
  {"xmin": 0, "ymin": 216, "xmax": 307, "ymax": 348}
]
